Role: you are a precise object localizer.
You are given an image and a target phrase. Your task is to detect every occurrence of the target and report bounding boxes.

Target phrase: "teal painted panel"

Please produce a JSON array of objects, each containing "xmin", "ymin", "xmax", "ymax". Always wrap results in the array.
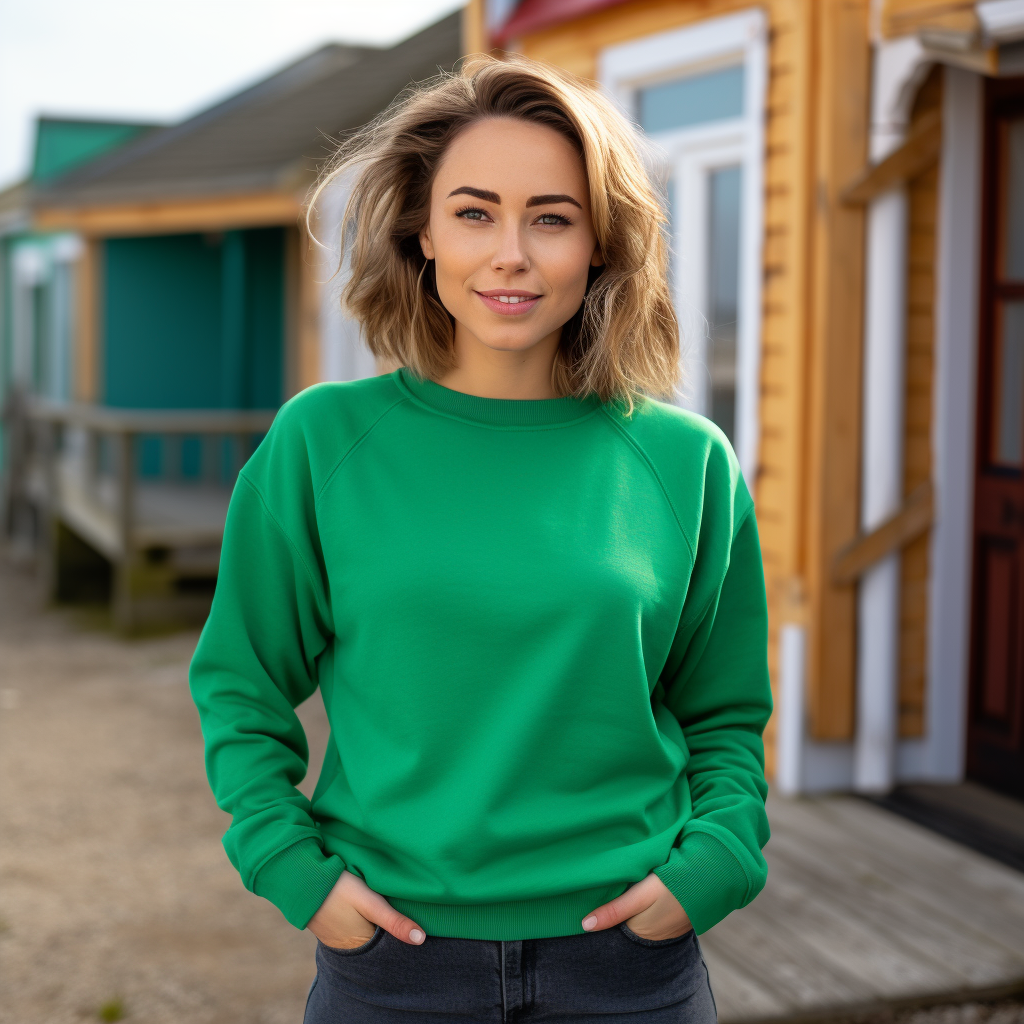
[
  {"xmin": 138, "ymin": 434, "xmax": 162, "ymax": 477},
  {"xmin": 221, "ymin": 230, "xmax": 246, "ymax": 408},
  {"xmin": 102, "ymin": 224, "xmax": 284, "ymax": 488},
  {"xmin": 104, "ymin": 234, "xmax": 224, "ymax": 408},
  {"xmin": 33, "ymin": 120, "xmax": 151, "ymax": 183},
  {"xmin": 244, "ymin": 227, "xmax": 285, "ymax": 409},
  {"xmin": 639, "ymin": 65, "xmax": 745, "ymax": 134}
]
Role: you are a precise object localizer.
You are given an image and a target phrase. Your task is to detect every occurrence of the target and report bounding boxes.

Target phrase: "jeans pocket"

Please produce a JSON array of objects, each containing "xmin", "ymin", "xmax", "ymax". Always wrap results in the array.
[
  {"xmin": 618, "ymin": 920, "xmax": 696, "ymax": 948},
  {"xmin": 317, "ymin": 924, "xmax": 383, "ymax": 956}
]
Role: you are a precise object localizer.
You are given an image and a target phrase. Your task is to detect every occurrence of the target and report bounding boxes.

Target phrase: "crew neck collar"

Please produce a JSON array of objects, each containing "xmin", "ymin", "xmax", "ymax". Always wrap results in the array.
[{"xmin": 394, "ymin": 367, "xmax": 603, "ymax": 428}]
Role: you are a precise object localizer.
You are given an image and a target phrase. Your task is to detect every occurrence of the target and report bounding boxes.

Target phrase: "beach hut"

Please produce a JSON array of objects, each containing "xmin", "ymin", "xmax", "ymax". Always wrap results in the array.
[
  {"xmin": 19, "ymin": 11, "xmax": 462, "ymax": 628},
  {"xmin": 1, "ymin": 117, "xmax": 159, "ymax": 559},
  {"xmin": 463, "ymin": 0, "xmax": 1024, "ymax": 799}
]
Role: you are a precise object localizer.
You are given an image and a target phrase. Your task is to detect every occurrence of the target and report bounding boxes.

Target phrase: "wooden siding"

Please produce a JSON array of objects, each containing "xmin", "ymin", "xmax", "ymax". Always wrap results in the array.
[
  {"xmin": 880, "ymin": 0, "xmax": 978, "ymax": 38},
  {"xmin": 463, "ymin": 0, "xmax": 489, "ymax": 56},
  {"xmin": 514, "ymin": 0, "xmax": 871, "ymax": 762},
  {"xmin": 295, "ymin": 225, "xmax": 322, "ymax": 393},
  {"xmin": 74, "ymin": 239, "xmax": 101, "ymax": 402},
  {"xmin": 33, "ymin": 191, "xmax": 302, "ymax": 238},
  {"xmin": 803, "ymin": 0, "xmax": 870, "ymax": 740},
  {"xmin": 898, "ymin": 66, "xmax": 943, "ymax": 738}
]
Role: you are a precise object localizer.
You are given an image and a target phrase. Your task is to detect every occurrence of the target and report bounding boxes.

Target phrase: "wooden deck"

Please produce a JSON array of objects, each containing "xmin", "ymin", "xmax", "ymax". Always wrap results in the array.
[
  {"xmin": 14, "ymin": 399, "xmax": 276, "ymax": 629},
  {"xmin": 701, "ymin": 791, "xmax": 1024, "ymax": 1022},
  {"xmin": 55, "ymin": 460, "xmax": 232, "ymax": 561}
]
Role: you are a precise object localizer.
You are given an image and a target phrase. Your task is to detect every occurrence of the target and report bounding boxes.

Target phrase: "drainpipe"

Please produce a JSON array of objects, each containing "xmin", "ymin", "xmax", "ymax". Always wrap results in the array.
[{"xmin": 852, "ymin": 37, "xmax": 925, "ymax": 793}]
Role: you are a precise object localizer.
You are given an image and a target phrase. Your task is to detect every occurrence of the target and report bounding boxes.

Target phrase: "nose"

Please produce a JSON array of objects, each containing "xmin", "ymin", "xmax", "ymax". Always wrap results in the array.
[{"xmin": 490, "ymin": 221, "xmax": 530, "ymax": 274}]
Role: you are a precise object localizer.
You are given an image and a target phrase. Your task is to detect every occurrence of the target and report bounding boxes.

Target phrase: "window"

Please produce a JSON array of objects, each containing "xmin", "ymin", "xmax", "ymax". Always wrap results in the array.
[
  {"xmin": 599, "ymin": 8, "xmax": 767, "ymax": 486},
  {"xmin": 638, "ymin": 65, "xmax": 745, "ymax": 133}
]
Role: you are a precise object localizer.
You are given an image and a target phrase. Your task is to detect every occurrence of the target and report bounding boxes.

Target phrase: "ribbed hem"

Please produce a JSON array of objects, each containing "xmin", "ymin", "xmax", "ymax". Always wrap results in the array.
[
  {"xmin": 387, "ymin": 882, "xmax": 628, "ymax": 940},
  {"xmin": 394, "ymin": 367, "xmax": 603, "ymax": 428},
  {"xmin": 653, "ymin": 829, "xmax": 750, "ymax": 935},
  {"xmin": 252, "ymin": 838, "xmax": 346, "ymax": 930}
]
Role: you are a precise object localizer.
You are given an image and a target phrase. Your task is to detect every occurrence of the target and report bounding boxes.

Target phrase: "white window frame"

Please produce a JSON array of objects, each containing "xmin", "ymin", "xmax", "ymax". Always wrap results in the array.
[{"xmin": 598, "ymin": 7, "xmax": 768, "ymax": 487}]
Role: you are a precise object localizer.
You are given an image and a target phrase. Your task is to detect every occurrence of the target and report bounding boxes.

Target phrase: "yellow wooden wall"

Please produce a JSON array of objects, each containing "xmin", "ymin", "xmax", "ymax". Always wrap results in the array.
[
  {"xmin": 898, "ymin": 66, "xmax": 943, "ymax": 738},
  {"xmin": 504, "ymin": 0, "xmax": 872, "ymax": 771},
  {"xmin": 880, "ymin": 0, "xmax": 978, "ymax": 38}
]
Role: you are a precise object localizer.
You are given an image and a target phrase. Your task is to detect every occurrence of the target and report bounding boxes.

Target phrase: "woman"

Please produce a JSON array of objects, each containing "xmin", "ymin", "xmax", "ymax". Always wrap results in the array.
[{"xmin": 189, "ymin": 52, "xmax": 772, "ymax": 1022}]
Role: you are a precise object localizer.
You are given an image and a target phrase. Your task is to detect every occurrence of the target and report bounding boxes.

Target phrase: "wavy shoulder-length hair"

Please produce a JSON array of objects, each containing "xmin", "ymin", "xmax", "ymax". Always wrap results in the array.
[{"xmin": 306, "ymin": 51, "xmax": 679, "ymax": 411}]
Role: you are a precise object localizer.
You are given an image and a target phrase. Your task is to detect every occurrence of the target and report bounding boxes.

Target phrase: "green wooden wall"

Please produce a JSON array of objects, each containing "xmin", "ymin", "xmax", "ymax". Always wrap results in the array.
[{"xmin": 103, "ymin": 227, "xmax": 284, "ymax": 410}]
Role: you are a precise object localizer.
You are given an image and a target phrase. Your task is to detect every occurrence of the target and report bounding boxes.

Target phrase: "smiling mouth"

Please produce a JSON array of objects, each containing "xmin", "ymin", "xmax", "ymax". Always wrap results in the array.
[{"xmin": 475, "ymin": 291, "xmax": 541, "ymax": 315}]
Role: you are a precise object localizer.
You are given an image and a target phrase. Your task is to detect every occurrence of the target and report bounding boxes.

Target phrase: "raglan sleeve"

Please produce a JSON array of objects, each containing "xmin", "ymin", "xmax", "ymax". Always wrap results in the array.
[
  {"xmin": 188, "ymin": 418, "xmax": 345, "ymax": 931},
  {"xmin": 651, "ymin": 440, "xmax": 773, "ymax": 935}
]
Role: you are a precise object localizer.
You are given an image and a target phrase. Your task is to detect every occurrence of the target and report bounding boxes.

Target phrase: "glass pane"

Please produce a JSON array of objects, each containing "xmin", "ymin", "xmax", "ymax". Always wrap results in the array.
[
  {"xmin": 993, "ymin": 301, "xmax": 1024, "ymax": 466},
  {"xmin": 639, "ymin": 65, "xmax": 745, "ymax": 135},
  {"xmin": 707, "ymin": 165, "xmax": 742, "ymax": 444},
  {"xmin": 1005, "ymin": 118, "xmax": 1024, "ymax": 281}
]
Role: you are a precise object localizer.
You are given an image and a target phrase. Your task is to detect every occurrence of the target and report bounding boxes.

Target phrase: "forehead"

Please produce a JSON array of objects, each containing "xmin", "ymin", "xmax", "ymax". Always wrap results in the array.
[{"xmin": 433, "ymin": 117, "xmax": 589, "ymax": 203}]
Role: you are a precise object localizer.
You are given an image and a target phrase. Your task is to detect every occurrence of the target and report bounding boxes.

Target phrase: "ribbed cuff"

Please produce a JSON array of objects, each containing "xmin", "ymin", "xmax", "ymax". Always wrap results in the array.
[
  {"xmin": 252, "ymin": 838, "xmax": 346, "ymax": 930},
  {"xmin": 653, "ymin": 828, "xmax": 750, "ymax": 934}
]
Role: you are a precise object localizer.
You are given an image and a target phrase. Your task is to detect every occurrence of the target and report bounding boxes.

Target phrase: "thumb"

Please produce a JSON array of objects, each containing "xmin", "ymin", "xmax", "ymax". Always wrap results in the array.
[
  {"xmin": 581, "ymin": 876, "xmax": 658, "ymax": 933},
  {"xmin": 354, "ymin": 889, "xmax": 427, "ymax": 946}
]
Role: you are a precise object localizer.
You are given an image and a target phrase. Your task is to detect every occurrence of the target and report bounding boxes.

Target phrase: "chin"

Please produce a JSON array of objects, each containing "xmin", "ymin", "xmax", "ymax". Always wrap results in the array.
[{"xmin": 473, "ymin": 326, "xmax": 550, "ymax": 354}]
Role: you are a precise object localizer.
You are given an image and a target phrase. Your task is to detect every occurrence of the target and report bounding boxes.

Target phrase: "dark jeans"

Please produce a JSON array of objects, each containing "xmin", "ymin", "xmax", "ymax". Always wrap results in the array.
[{"xmin": 303, "ymin": 922, "xmax": 717, "ymax": 1023}]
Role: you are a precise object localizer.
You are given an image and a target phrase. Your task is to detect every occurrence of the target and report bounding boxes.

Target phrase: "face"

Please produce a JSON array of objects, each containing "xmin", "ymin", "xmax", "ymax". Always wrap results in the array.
[{"xmin": 418, "ymin": 116, "xmax": 603, "ymax": 361}]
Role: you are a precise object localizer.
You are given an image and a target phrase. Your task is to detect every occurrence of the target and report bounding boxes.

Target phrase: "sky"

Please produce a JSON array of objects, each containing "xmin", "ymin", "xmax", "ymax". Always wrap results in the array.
[{"xmin": 0, "ymin": 0, "xmax": 464, "ymax": 191}]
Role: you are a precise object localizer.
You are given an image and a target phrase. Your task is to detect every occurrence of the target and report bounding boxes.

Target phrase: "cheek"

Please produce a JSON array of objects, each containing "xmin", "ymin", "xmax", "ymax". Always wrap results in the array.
[
  {"xmin": 431, "ymin": 222, "xmax": 482, "ymax": 285},
  {"xmin": 543, "ymin": 237, "xmax": 595, "ymax": 299}
]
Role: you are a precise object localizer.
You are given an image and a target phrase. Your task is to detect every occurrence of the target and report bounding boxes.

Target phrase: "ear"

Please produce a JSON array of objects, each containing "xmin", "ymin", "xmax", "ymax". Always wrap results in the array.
[
  {"xmin": 590, "ymin": 242, "xmax": 604, "ymax": 268},
  {"xmin": 419, "ymin": 223, "xmax": 435, "ymax": 261}
]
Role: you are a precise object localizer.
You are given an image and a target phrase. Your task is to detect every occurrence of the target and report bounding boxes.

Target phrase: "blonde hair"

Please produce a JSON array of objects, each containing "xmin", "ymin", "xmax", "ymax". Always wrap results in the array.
[{"xmin": 306, "ymin": 52, "xmax": 679, "ymax": 411}]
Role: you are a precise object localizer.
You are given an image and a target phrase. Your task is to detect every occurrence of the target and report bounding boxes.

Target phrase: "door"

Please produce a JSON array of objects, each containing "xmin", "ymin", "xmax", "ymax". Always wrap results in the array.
[{"xmin": 968, "ymin": 77, "xmax": 1024, "ymax": 797}]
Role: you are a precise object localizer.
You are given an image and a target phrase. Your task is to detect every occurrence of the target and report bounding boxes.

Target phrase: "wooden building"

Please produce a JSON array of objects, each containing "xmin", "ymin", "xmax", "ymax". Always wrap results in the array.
[
  {"xmin": 461, "ymin": 0, "xmax": 1024, "ymax": 799},
  {"xmin": 1, "ymin": 118, "xmax": 158, "ymax": 414},
  {"xmin": 8, "ymin": 12, "xmax": 461, "ymax": 627}
]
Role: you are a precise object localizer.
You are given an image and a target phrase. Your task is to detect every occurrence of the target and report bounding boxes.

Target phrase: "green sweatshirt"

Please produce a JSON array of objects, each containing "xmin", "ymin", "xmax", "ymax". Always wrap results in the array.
[{"xmin": 189, "ymin": 366, "xmax": 772, "ymax": 941}]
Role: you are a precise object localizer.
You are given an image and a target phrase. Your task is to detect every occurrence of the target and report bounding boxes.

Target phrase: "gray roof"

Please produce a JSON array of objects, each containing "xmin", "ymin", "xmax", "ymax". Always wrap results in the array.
[{"xmin": 34, "ymin": 11, "xmax": 462, "ymax": 208}]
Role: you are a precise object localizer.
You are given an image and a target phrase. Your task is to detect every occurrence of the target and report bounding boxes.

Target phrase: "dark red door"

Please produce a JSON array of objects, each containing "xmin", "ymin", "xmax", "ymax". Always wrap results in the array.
[{"xmin": 968, "ymin": 77, "xmax": 1024, "ymax": 798}]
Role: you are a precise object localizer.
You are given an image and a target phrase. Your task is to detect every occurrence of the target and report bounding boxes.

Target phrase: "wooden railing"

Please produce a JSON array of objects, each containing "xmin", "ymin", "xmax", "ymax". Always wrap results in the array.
[{"xmin": 11, "ymin": 396, "xmax": 277, "ymax": 630}]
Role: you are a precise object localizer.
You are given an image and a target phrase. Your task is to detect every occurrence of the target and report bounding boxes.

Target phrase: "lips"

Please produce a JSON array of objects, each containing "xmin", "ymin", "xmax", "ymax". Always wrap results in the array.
[{"xmin": 475, "ymin": 291, "xmax": 541, "ymax": 315}]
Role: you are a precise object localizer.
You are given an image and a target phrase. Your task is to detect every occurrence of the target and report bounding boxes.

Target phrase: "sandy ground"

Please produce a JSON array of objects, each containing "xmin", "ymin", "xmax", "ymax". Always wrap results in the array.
[
  {"xmin": 1, "ymin": 552, "xmax": 1022, "ymax": 1024},
  {"xmin": 0, "ymin": 554, "xmax": 330, "ymax": 1024}
]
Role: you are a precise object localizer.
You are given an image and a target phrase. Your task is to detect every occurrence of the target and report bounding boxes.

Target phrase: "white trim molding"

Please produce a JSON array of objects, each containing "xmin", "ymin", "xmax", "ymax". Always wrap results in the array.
[
  {"xmin": 979, "ymin": 0, "xmax": 1024, "ymax": 45},
  {"xmin": 918, "ymin": 67, "xmax": 984, "ymax": 783},
  {"xmin": 598, "ymin": 7, "xmax": 767, "ymax": 489}
]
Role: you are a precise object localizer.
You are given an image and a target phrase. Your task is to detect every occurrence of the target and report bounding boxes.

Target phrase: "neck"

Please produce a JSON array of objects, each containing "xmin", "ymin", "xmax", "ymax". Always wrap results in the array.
[{"xmin": 437, "ymin": 323, "xmax": 561, "ymax": 400}]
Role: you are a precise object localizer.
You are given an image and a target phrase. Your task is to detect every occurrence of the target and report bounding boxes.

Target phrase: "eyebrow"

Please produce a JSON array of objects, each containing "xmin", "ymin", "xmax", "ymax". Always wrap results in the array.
[
  {"xmin": 526, "ymin": 193, "xmax": 583, "ymax": 210},
  {"xmin": 446, "ymin": 186, "xmax": 583, "ymax": 210}
]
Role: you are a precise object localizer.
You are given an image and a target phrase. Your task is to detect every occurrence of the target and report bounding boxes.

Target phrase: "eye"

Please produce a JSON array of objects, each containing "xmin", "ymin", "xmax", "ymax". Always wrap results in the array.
[
  {"xmin": 455, "ymin": 206, "xmax": 490, "ymax": 222},
  {"xmin": 535, "ymin": 213, "xmax": 572, "ymax": 226}
]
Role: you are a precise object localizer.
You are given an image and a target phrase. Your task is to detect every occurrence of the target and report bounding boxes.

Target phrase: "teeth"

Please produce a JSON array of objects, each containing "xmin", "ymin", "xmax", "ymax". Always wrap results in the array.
[{"xmin": 498, "ymin": 296, "xmax": 527, "ymax": 303}]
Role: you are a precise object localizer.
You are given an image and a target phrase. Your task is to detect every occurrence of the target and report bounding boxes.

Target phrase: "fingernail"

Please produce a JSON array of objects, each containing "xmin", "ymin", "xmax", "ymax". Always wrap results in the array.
[
  {"xmin": 582, "ymin": 916, "xmax": 597, "ymax": 930},
  {"xmin": 410, "ymin": 929, "xmax": 425, "ymax": 943}
]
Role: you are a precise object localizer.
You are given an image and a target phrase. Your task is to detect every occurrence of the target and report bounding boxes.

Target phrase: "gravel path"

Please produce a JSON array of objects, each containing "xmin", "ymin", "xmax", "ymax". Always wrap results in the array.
[
  {"xmin": 0, "ymin": 555, "xmax": 329, "ymax": 1024},
  {"xmin": 1, "ymin": 553, "xmax": 1021, "ymax": 1024}
]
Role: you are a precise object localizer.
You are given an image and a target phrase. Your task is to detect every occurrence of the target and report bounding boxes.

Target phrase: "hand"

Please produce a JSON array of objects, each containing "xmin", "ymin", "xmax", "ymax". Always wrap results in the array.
[
  {"xmin": 581, "ymin": 872, "xmax": 693, "ymax": 940},
  {"xmin": 307, "ymin": 869, "xmax": 427, "ymax": 948}
]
